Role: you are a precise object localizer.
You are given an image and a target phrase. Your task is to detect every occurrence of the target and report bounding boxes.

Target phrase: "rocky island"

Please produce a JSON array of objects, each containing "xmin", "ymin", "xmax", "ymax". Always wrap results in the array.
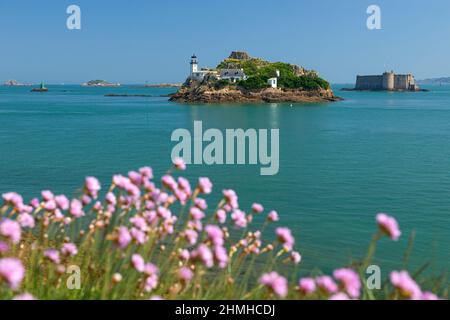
[
  {"xmin": 170, "ymin": 52, "xmax": 340, "ymax": 103},
  {"xmin": 81, "ymin": 80, "xmax": 121, "ymax": 87}
]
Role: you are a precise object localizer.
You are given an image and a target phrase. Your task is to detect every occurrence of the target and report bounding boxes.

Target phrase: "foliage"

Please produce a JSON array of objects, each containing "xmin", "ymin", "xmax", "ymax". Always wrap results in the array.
[{"xmin": 0, "ymin": 163, "xmax": 446, "ymax": 300}]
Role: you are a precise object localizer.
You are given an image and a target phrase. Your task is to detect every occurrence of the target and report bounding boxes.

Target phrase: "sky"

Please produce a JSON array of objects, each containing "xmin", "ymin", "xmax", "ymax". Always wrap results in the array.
[{"xmin": 1, "ymin": 0, "xmax": 450, "ymax": 84}]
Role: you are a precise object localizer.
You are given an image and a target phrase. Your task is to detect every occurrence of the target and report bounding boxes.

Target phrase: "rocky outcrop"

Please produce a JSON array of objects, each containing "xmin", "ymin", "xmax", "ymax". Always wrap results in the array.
[
  {"xmin": 228, "ymin": 51, "xmax": 250, "ymax": 60},
  {"xmin": 170, "ymin": 84, "xmax": 341, "ymax": 103}
]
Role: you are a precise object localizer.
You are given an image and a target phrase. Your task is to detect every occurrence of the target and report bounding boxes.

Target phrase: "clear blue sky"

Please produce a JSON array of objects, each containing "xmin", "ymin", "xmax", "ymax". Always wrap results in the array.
[{"xmin": 1, "ymin": 0, "xmax": 449, "ymax": 84}]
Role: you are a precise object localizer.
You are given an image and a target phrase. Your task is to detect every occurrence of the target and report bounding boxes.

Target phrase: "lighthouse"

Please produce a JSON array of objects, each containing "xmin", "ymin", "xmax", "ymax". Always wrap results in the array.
[{"xmin": 190, "ymin": 54, "xmax": 198, "ymax": 76}]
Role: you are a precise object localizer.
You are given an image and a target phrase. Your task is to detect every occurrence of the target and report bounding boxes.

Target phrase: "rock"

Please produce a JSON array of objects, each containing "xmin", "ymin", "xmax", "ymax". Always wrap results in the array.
[{"xmin": 228, "ymin": 51, "xmax": 250, "ymax": 60}]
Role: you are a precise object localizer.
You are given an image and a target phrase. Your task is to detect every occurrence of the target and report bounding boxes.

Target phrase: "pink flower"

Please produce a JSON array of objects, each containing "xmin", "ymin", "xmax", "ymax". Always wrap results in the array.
[
  {"xmin": 275, "ymin": 227, "xmax": 295, "ymax": 251},
  {"xmin": 0, "ymin": 258, "xmax": 25, "ymax": 290},
  {"xmin": 69, "ymin": 199, "xmax": 84, "ymax": 218},
  {"xmin": 198, "ymin": 177, "xmax": 212, "ymax": 194},
  {"xmin": 117, "ymin": 226, "xmax": 132, "ymax": 249},
  {"xmin": 251, "ymin": 203, "xmax": 264, "ymax": 214},
  {"xmin": 329, "ymin": 293, "xmax": 350, "ymax": 300},
  {"xmin": 85, "ymin": 177, "xmax": 101, "ymax": 198},
  {"xmin": 61, "ymin": 243, "xmax": 78, "ymax": 257},
  {"xmin": 130, "ymin": 227, "xmax": 148, "ymax": 244},
  {"xmin": 41, "ymin": 190, "xmax": 54, "ymax": 202},
  {"xmin": 189, "ymin": 207, "xmax": 205, "ymax": 221},
  {"xmin": 0, "ymin": 241, "xmax": 9, "ymax": 253},
  {"xmin": 131, "ymin": 254, "xmax": 145, "ymax": 272},
  {"xmin": 205, "ymin": 225, "xmax": 224, "ymax": 246},
  {"xmin": 128, "ymin": 171, "xmax": 142, "ymax": 185},
  {"xmin": 192, "ymin": 244, "xmax": 214, "ymax": 268},
  {"xmin": 44, "ymin": 249, "xmax": 60, "ymax": 264},
  {"xmin": 2, "ymin": 192, "xmax": 23, "ymax": 208},
  {"xmin": 298, "ymin": 277, "xmax": 316, "ymax": 294},
  {"xmin": 267, "ymin": 210, "xmax": 279, "ymax": 222},
  {"xmin": 333, "ymin": 268, "xmax": 361, "ymax": 298},
  {"xmin": 29, "ymin": 198, "xmax": 40, "ymax": 208},
  {"xmin": 390, "ymin": 270, "xmax": 422, "ymax": 300},
  {"xmin": 223, "ymin": 189, "xmax": 238, "ymax": 209},
  {"xmin": 215, "ymin": 209, "xmax": 227, "ymax": 224},
  {"xmin": 143, "ymin": 263, "xmax": 158, "ymax": 276},
  {"xmin": 194, "ymin": 198, "xmax": 208, "ymax": 210},
  {"xmin": 184, "ymin": 229, "xmax": 198, "ymax": 245},
  {"xmin": 13, "ymin": 293, "xmax": 36, "ymax": 300},
  {"xmin": 173, "ymin": 157, "xmax": 186, "ymax": 170},
  {"xmin": 178, "ymin": 267, "xmax": 194, "ymax": 283},
  {"xmin": 44, "ymin": 200, "xmax": 57, "ymax": 211},
  {"xmin": 161, "ymin": 175, "xmax": 177, "ymax": 191},
  {"xmin": 179, "ymin": 249, "xmax": 190, "ymax": 261},
  {"xmin": 105, "ymin": 192, "xmax": 117, "ymax": 206},
  {"xmin": 316, "ymin": 275, "xmax": 338, "ymax": 294},
  {"xmin": 55, "ymin": 195, "xmax": 69, "ymax": 210},
  {"xmin": 231, "ymin": 210, "xmax": 247, "ymax": 228},
  {"xmin": 290, "ymin": 251, "xmax": 302, "ymax": 264},
  {"xmin": 17, "ymin": 213, "xmax": 35, "ymax": 229},
  {"xmin": 144, "ymin": 274, "xmax": 159, "ymax": 292},
  {"xmin": 139, "ymin": 166, "xmax": 153, "ymax": 179},
  {"xmin": 214, "ymin": 245, "xmax": 228, "ymax": 268},
  {"xmin": 259, "ymin": 272, "xmax": 288, "ymax": 297},
  {"xmin": 0, "ymin": 219, "xmax": 21, "ymax": 244},
  {"xmin": 376, "ymin": 213, "xmax": 401, "ymax": 241},
  {"xmin": 421, "ymin": 292, "xmax": 440, "ymax": 300},
  {"xmin": 130, "ymin": 216, "xmax": 148, "ymax": 231}
]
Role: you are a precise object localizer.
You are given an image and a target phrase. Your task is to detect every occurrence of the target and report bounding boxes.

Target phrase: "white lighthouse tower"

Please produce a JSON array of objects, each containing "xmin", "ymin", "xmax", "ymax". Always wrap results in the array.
[{"xmin": 190, "ymin": 54, "xmax": 198, "ymax": 76}]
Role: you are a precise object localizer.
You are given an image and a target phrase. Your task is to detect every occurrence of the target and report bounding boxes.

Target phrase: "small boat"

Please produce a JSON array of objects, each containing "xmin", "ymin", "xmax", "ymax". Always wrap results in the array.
[{"xmin": 31, "ymin": 83, "xmax": 48, "ymax": 92}]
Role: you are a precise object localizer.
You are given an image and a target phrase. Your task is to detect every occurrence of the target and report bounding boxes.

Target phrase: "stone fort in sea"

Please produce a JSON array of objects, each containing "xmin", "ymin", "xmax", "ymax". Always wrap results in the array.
[{"xmin": 355, "ymin": 71, "xmax": 420, "ymax": 91}]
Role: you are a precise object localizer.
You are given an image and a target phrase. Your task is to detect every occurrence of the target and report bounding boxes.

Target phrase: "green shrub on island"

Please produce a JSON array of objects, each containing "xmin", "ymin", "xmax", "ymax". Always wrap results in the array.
[{"xmin": 218, "ymin": 58, "xmax": 330, "ymax": 91}]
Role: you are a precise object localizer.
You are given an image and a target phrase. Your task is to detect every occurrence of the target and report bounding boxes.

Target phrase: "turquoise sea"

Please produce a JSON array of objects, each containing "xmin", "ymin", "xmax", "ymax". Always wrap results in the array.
[{"xmin": 0, "ymin": 84, "xmax": 449, "ymax": 276}]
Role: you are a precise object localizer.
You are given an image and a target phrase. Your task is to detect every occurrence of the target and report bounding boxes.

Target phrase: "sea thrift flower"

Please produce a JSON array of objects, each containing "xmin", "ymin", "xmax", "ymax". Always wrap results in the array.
[
  {"xmin": 298, "ymin": 277, "xmax": 316, "ymax": 294},
  {"xmin": 192, "ymin": 244, "xmax": 214, "ymax": 268},
  {"xmin": 44, "ymin": 200, "xmax": 57, "ymax": 211},
  {"xmin": 161, "ymin": 175, "xmax": 177, "ymax": 190},
  {"xmin": 55, "ymin": 195, "xmax": 69, "ymax": 210},
  {"xmin": 130, "ymin": 227, "xmax": 148, "ymax": 244},
  {"xmin": 0, "ymin": 241, "xmax": 9, "ymax": 253},
  {"xmin": 0, "ymin": 258, "xmax": 25, "ymax": 290},
  {"xmin": 290, "ymin": 251, "xmax": 302, "ymax": 264},
  {"xmin": 251, "ymin": 203, "xmax": 264, "ymax": 213},
  {"xmin": 139, "ymin": 166, "xmax": 153, "ymax": 179},
  {"xmin": 190, "ymin": 207, "xmax": 205, "ymax": 221},
  {"xmin": 179, "ymin": 267, "xmax": 194, "ymax": 283},
  {"xmin": 390, "ymin": 270, "xmax": 421, "ymax": 300},
  {"xmin": 275, "ymin": 227, "xmax": 295, "ymax": 251},
  {"xmin": 69, "ymin": 199, "xmax": 84, "ymax": 218},
  {"xmin": 0, "ymin": 219, "xmax": 21, "ymax": 244},
  {"xmin": 44, "ymin": 249, "xmax": 60, "ymax": 264},
  {"xmin": 179, "ymin": 249, "xmax": 190, "ymax": 261},
  {"xmin": 13, "ymin": 293, "xmax": 36, "ymax": 300},
  {"xmin": 329, "ymin": 293, "xmax": 350, "ymax": 300},
  {"xmin": 333, "ymin": 268, "xmax": 361, "ymax": 298},
  {"xmin": 144, "ymin": 274, "xmax": 159, "ymax": 292},
  {"xmin": 194, "ymin": 198, "xmax": 207, "ymax": 210},
  {"xmin": 17, "ymin": 213, "xmax": 35, "ymax": 229},
  {"xmin": 105, "ymin": 192, "xmax": 117, "ymax": 206},
  {"xmin": 41, "ymin": 190, "xmax": 54, "ymax": 202},
  {"xmin": 128, "ymin": 171, "xmax": 142, "ymax": 185},
  {"xmin": 421, "ymin": 292, "xmax": 440, "ymax": 300},
  {"xmin": 85, "ymin": 177, "xmax": 101, "ymax": 198},
  {"xmin": 184, "ymin": 229, "xmax": 198, "ymax": 245},
  {"xmin": 215, "ymin": 209, "xmax": 226, "ymax": 224},
  {"xmin": 117, "ymin": 226, "xmax": 132, "ymax": 249},
  {"xmin": 267, "ymin": 210, "xmax": 279, "ymax": 222},
  {"xmin": 61, "ymin": 243, "xmax": 78, "ymax": 257},
  {"xmin": 131, "ymin": 254, "xmax": 145, "ymax": 272},
  {"xmin": 205, "ymin": 225, "xmax": 225, "ymax": 246},
  {"xmin": 316, "ymin": 275, "xmax": 338, "ymax": 294},
  {"xmin": 29, "ymin": 198, "xmax": 40, "ymax": 208},
  {"xmin": 223, "ymin": 189, "xmax": 238, "ymax": 209},
  {"xmin": 376, "ymin": 213, "xmax": 401, "ymax": 240},
  {"xmin": 173, "ymin": 157, "xmax": 186, "ymax": 170},
  {"xmin": 2, "ymin": 192, "xmax": 24, "ymax": 207},
  {"xmin": 259, "ymin": 272, "xmax": 288, "ymax": 297},
  {"xmin": 214, "ymin": 245, "xmax": 228, "ymax": 268},
  {"xmin": 231, "ymin": 210, "xmax": 247, "ymax": 228},
  {"xmin": 198, "ymin": 177, "xmax": 212, "ymax": 194}
]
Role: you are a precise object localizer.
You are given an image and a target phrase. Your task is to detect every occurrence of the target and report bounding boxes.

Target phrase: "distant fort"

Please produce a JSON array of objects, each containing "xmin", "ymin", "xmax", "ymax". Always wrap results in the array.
[{"xmin": 353, "ymin": 71, "xmax": 420, "ymax": 91}]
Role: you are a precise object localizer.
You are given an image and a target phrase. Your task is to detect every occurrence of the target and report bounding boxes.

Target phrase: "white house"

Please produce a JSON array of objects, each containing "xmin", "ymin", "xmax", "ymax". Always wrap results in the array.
[
  {"xmin": 219, "ymin": 69, "xmax": 248, "ymax": 83},
  {"xmin": 268, "ymin": 78, "xmax": 277, "ymax": 88}
]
